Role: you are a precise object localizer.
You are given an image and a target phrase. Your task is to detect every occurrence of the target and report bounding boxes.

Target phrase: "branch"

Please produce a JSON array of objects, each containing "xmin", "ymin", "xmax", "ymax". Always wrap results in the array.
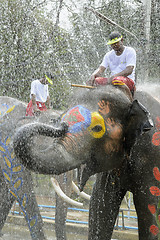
[
  {"xmin": 31, "ymin": 0, "xmax": 47, "ymax": 11},
  {"xmin": 85, "ymin": 7, "xmax": 140, "ymax": 43},
  {"xmin": 54, "ymin": 0, "xmax": 64, "ymax": 27}
]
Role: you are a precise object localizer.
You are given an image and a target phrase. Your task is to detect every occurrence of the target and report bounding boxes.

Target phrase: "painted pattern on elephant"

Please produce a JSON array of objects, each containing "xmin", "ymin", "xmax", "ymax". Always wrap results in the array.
[
  {"xmin": 0, "ymin": 102, "xmax": 39, "ymax": 238},
  {"xmin": 148, "ymin": 116, "xmax": 160, "ymax": 237},
  {"xmin": 61, "ymin": 104, "xmax": 106, "ymax": 139}
]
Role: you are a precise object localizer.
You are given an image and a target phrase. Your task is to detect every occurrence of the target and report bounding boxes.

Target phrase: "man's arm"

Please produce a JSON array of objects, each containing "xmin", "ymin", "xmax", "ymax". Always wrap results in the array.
[
  {"xmin": 31, "ymin": 94, "xmax": 40, "ymax": 113},
  {"xmin": 90, "ymin": 66, "xmax": 106, "ymax": 86},
  {"xmin": 46, "ymin": 96, "xmax": 51, "ymax": 109},
  {"xmin": 108, "ymin": 66, "xmax": 134, "ymax": 83}
]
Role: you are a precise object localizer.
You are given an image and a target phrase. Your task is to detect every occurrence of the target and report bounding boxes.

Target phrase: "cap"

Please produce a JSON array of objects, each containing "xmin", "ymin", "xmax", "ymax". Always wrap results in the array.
[
  {"xmin": 107, "ymin": 32, "xmax": 123, "ymax": 45},
  {"xmin": 45, "ymin": 73, "xmax": 53, "ymax": 85}
]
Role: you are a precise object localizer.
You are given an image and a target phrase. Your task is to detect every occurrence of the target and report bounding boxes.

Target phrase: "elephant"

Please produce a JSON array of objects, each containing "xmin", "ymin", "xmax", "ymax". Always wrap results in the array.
[
  {"xmin": 0, "ymin": 96, "xmax": 88, "ymax": 240},
  {"xmin": 13, "ymin": 83, "xmax": 160, "ymax": 240},
  {"xmin": 87, "ymin": 88, "xmax": 160, "ymax": 240},
  {"xmin": 0, "ymin": 97, "xmax": 46, "ymax": 240}
]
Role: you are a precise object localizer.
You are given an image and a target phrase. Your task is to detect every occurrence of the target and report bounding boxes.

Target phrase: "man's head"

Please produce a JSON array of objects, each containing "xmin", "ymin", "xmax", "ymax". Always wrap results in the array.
[
  {"xmin": 40, "ymin": 73, "xmax": 54, "ymax": 85},
  {"xmin": 107, "ymin": 32, "xmax": 123, "ymax": 45},
  {"xmin": 45, "ymin": 73, "xmax": 54, "ymax": 85},
  {"xmin": 107, "ymin": 32, "xmax": 124, "ymax": 54}
]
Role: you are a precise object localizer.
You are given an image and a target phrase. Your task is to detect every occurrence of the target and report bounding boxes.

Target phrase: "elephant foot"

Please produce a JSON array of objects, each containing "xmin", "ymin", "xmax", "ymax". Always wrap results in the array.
[{"xmin": 0, "ymin": 232, "xmax": 4, "ymax": 240}]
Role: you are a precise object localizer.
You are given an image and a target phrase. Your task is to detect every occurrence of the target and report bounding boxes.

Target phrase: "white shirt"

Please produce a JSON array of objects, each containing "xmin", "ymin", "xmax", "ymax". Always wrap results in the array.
[
  {"xmin": 101, "ymin": 46, "xmax": 136, "ymax": 81},
  {"xmin": 30, "ymin": 80, "xmax": 49, "ymax": 102}
]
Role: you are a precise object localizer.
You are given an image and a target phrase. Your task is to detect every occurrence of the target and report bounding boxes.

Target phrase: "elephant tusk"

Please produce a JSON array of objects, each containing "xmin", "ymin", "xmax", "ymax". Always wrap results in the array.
[
  {"xmin": 72, "ymin": 181, "xmax": 91, "ymax": 201},
  {"xmin": 154, "ymin": 97, "xmax": 160, "ymax": 103},
  {"xmin": 50, "ymin": 178, "xmax": 83, "ymax": 207}
]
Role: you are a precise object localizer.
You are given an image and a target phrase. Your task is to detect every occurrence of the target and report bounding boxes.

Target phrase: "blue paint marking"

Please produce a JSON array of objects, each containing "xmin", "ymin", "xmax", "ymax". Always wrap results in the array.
[
  {"xmin": 0, "ymin": 103, "xmax": 10, "ymax": 116},
  {"xmin": 0, "ymin": 137, "xmax": 38, "ymax": 232},
  {"xmin": 61, "ymin": 105, "xmax": 91, "ymax": 134}
]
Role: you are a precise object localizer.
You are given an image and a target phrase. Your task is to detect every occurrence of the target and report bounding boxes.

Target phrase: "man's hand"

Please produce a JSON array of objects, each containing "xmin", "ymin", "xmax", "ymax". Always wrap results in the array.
[
  {"xmin": 107, "ymin": 76, "xmax": 115, "ymax": 84},
  {"xmin": 87, "ymin": 74, "xmax": 96, "ymax": 86},
  {"xmin": 33, "ymin": 107, "xmax": 41, "ymax": 116},
  {"xmin": 88, "ymin": 66, "xmax": 106, "ymax": 86},
  {"xmin": 109, "ymin": 66, "xmax": 134, "ymax": 83},
  {"xmin": 46, "ymin": 96, "xmax": 51, "ymax": 109}
]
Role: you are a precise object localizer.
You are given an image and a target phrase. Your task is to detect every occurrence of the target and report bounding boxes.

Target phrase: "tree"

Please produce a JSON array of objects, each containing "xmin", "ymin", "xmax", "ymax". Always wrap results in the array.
[
  {"xmin": 0, "ymin": 0, "xmax": 78, "ymax": 108},
  {"xmin": 68, "ymin": 0, "xmax": 159, "ymax": 83}
]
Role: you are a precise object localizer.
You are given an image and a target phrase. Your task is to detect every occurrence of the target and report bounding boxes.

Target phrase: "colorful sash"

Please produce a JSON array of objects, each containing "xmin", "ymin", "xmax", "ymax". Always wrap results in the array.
[
  {"xmin": 26, "ymin": 100, "xmax": 47, "ymax": 116},
  {"xmin": 95, "ymin": 76, "xmax": 136, "ymax": 93}
]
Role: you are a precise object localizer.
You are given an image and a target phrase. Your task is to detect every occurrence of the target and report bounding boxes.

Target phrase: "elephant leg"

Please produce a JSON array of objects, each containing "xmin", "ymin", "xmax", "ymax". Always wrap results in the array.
[
  {"xmin": 1, "ymin": 167, "xmax": 46, "ymax": 240},
  {"xmin": 54, "ymin": 171, "xmax": 73, "ymax": 240},
  {"xmin": 133, "ymin": 187, "xmax": 159, "ymax": 240},
  {"xmin": 55, "ymin": 193, "xmax": 68, "ymax": 240},
  {"xmin": 15, "ymin": 170, "xmax": 46, "ymax": 240},
  {"xmin": 0, "ymin": 168, "xmax": 15, "ymax": 233},
  {"xmin": 88, "ymin": 172, "xmax": 126, "ymax": 240}
]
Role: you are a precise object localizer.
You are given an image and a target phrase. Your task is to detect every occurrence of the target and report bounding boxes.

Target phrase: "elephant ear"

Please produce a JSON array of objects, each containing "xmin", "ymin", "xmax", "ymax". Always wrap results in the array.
[{"xmin": 124, "ymin": 99, "xmax": 153, "ymax": 154}]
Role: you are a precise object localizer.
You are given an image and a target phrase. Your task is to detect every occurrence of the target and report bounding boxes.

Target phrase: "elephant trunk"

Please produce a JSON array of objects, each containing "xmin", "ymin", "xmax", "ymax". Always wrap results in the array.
[{"xmin": 13, "ymin": 122, "xmax": 81, "ymax": 175}]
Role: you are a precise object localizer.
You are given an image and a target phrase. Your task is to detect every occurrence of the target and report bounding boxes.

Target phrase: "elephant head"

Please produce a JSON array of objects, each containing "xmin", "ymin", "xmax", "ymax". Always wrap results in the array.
[{"xmin": 13, "ymin": 85, "xmax": 152, "ymax": 187}]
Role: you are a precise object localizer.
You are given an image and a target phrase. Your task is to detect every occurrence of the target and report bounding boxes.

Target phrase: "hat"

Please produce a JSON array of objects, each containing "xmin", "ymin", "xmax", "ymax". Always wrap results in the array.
[
  {"xmin": 107, "ymin": 32, "xmax": 123, "ymax": 45},
  {"xmin": 45, "ymin": 73, "xmax": 53, "ymax": 85}
]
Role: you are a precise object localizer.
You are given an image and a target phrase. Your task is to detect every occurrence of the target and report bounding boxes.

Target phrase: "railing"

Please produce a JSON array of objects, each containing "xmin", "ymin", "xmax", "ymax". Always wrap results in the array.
[
  {"xmin": 11, "ymin": 203, "xmax": 138, "ymax": 230},
  {"xmin": 115, "ymin": 208, "xmax": 138, "ymax": 230}
]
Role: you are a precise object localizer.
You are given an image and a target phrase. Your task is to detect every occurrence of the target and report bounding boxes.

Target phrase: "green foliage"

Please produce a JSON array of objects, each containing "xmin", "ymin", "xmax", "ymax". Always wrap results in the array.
[
  {"xmin": 0, "ymin": 0, "xmax": 74, "ymax": 108},
  {"xmin": 149, "ymin": 0, "xmax": 160, "ymax": 78},
  {"xmin": 69, "ymin": 0, "xmax": 159, "ymax": 83}
]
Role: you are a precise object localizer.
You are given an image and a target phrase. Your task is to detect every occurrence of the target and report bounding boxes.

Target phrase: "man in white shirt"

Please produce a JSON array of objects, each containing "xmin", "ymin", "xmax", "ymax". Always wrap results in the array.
[
  {"xmin": 90, "ymin": 32, "xmax": 136, "ymax": 96},
  {"xmin": 26, "ymin": 74, "xmax": 53, "ymax": 116}
]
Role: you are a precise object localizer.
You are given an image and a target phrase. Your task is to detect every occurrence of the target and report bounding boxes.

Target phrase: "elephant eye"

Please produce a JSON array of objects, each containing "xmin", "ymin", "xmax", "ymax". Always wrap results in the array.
[
  {"xmin": 87, "ymin": 112, "xmax": 105, "ymax": 138},
  {"xmin": 92, "ymin": 125, "xmax": 102, "ymax": 132}
]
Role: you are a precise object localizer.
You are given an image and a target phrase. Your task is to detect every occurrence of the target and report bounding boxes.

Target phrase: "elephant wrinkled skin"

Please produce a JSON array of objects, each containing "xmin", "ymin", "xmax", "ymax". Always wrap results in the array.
[
  {"xmin": 0, "ymin": 97, "xmax": 77, "ymax": 240},
  {"xmin": 13, "ymin": 84, "xmax": 160, "ymax": 240}
]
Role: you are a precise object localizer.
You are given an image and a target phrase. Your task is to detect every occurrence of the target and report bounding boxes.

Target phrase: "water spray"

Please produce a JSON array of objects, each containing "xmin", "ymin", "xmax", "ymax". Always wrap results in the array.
[{"xmin": 85, "ymin": 7, "xmax": 140, "ymax": 44}]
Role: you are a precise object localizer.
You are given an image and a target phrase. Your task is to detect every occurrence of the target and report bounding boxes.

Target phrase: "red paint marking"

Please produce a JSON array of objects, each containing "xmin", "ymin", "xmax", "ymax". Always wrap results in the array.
[
  {"xmin": 63, "ymin": 107, "xmax": 85, "ymax": 126},
  {"xmin": 148, "ymin": 204, "xmax": 156, "ymax": 215},
  {"xmin": 150, "ymin": 186, "xmax": 160, "ymax": 196},
  {"xmin": 155, "ymin": 117, "xmax": 160, "ymax": 131},
  {"xmin": 150, "ymin": 225, "xmax": 159, "ymax": 236},
  {"xmin": 151, "ymin": 116, "xmax": 160, "ymax": 146},
  {"xmin": 98, "ymin": 100, "xmax": 110, "ymax": 115},
  {"xmin": 152, "ymin": 132, "xmax": 160, "ymax": 146},
  {"xmin": 153, "ymin": 167, "xmax": 160, "ymax": 181}
]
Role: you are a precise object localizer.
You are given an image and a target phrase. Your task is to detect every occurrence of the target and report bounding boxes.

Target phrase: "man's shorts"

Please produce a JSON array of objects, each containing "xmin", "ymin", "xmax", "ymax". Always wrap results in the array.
[
  {"xmin": 26, "ymin": 100, "xmax": 47, "ymax": 116},
  {"xmin": 95, "ymin": 76, "xmax": 136, "ymax": 94}
]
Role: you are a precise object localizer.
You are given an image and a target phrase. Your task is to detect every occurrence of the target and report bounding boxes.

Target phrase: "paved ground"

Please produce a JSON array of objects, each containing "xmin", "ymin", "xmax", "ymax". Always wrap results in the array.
[
  {"xmin": 2, "ymin": 210, "xmax": 138, "ymax": 240},
  {"xmin": 1, "ymin": 219, "xmax": 138, "ymax": 240},
  {"xmin": 1, "ymin": 196, "xmax": 138, "ymax": 240}
]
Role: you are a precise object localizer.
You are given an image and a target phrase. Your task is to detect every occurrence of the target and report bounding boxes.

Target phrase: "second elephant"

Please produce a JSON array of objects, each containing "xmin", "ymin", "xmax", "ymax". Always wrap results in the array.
[{"xmin": 0, "ymin": 97, "xmax": 81, "ymax": 240}]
